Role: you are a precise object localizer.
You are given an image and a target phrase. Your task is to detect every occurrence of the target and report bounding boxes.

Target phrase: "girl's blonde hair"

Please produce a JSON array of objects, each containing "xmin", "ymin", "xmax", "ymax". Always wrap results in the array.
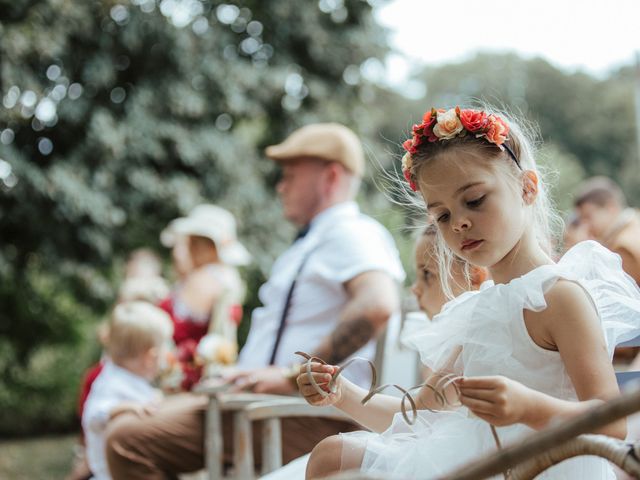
[
  {"xmin": 106, "ymin": 301, "xmax": 174, "ymax": 362},
  {"xmin": 405, "ymin": 106, "xmax": 562, "ymax": 298}
]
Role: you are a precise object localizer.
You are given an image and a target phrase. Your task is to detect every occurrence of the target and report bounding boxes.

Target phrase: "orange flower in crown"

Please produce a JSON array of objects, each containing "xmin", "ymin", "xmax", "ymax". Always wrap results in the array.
[{"xmin": 401, "ymin": 107, "xmax": 515, "ymax": 191}]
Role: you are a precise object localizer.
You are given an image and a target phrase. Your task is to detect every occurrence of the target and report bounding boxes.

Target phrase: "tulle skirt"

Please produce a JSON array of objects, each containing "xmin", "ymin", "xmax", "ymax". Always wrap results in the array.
[{"xmin": 340, "ymin": 409, "xmax": 615, "ymax": 479}]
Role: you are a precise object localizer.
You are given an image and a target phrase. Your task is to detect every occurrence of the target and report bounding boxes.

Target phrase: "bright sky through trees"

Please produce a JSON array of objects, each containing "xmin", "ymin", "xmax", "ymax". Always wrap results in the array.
[{"xmin": 376, "ymin": 0, "xmax": 640, "ymax": 86}]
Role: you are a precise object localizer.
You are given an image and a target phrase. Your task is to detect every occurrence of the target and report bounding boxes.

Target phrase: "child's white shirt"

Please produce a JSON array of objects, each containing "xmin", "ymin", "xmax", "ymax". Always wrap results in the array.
[{"xmin": 82, "ymin": 360, "xmax": 161, "ymax": 480}]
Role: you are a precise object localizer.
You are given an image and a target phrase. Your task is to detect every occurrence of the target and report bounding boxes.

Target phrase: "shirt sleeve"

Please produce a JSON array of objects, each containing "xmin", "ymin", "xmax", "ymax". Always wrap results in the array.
[
  {"xmin": 82, "ymin": 395, "xmax": 118, "ymax": 433},
  {"xmin": 312, "ymin": 219, "xmax": 405, "ymax": 284}
]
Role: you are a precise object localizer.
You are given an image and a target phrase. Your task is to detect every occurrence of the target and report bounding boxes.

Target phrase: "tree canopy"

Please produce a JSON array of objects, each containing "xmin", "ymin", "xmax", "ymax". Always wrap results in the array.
[
  {"xmin": 1, "ymin": 1, "xmax": 638, "ymax": 436},
  {"xmin": 0, "ymin": 0, "xmax": 394, "ymax": 435}
]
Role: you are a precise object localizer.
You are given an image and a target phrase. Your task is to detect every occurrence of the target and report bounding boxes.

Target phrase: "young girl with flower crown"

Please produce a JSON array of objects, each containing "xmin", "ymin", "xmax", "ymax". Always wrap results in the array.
[{"xmin": 296, "ymin": 106, "xmax": 640, "ymax": 479}]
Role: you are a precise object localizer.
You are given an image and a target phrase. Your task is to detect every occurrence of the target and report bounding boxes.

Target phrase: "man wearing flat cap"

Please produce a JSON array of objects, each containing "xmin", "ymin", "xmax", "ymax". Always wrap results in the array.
[{"xmin": 106, "ymin": 123, "xmax": 404, "ymax": 478}]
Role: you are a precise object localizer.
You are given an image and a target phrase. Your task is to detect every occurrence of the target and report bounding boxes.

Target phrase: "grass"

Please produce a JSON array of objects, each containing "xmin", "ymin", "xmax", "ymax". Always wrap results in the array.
[{"xmin": 0, "ymin": 434, "xmax": 78, "ymax": 480}]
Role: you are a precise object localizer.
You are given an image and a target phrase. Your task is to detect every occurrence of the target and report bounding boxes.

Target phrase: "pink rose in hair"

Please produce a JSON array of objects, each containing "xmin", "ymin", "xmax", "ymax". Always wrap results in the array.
[
  {"xmin": 403, "ymin": 169, "xmax": 417, "ymax": 192},
  {"xmin": 459, "ymin": 108, "xmax": 488, "ymax": 133},
  {"xmin": 484, "ymin": 115, "xmax": 509, "ymax": 145},
  {"xmin": 433, "ymin": 108, "xmax": 464, "ymax": 140},
  {"xmin": 403, "ymin": 139, "xmax": 419, "ymax": 155}
]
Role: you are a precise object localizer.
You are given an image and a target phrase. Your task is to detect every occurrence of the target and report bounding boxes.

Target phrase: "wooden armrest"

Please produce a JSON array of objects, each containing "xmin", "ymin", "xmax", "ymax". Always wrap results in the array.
[
  {"xmin": 242, "ymin": 397, "xmax": 351, "ymax": 422},
  {"xmin": 509, "ymin": 434, "xmax": 640, "ymax": 479},
  {"xmin": 323, "ymin": 472, "xmax": 386, "ymax": 480},
  {"xmin": 217, "ymin": 393, "xmax": 286, "ymax": 410},
  {"xmin": 444, "ymin": 385, "xmax": 640, "ymax": 480},
  {"xmin": 193, "ymin": 378, "xmax": 232, "ymax": 395},
  {"xmin": 233, "ymin": 398, "xmax": 352, "ymax": 478}
]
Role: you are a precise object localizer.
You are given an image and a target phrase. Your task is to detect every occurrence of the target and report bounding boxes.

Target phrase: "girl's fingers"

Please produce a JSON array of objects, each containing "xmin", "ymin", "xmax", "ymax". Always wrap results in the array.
[
  {"xmin": 470, "ymin": 411, "xmax": 498, "ymax": 425},
  {"xmin": 305, "ymin": 394, "xmax": 333, "ymax": 405},
  {"xmin": 456, "ymin": 376, "xmax": 501, "ymax": 389},
  {"xmin": 299, "ymin": 383, "xmax": 333, "ymax": 396},
  {"xmin": 458, "ymin": 387, "xmax": 498, "ymax": 401},
  {"xmin": 459, "ymin": 395, "xmax": 495, "ymax": 415},
  {"xmin": 299, "ymin": 362, "xmax": 335, "ymax": 374},
  {"xmin": 297, "ymin": 372, "xmax": 333, "ymax": 386}
]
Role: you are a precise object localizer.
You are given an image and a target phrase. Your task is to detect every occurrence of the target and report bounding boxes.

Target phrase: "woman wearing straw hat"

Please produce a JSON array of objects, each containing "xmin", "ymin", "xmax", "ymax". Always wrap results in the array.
[{"xmin": 159, "ymin": 204, "xmax": 250, "ymax": 390}]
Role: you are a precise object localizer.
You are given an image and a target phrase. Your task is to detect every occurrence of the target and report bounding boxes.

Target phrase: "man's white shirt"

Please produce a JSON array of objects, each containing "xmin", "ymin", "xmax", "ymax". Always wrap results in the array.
[{"xmin": 238, "ymin": 201, "xmax": 405, "ymax": 387}]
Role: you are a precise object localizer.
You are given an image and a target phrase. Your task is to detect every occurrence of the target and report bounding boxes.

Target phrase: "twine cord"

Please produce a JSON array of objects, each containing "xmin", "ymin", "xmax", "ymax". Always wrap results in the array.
[{"xmin": 295, "ymin": 351, "xmax": 510, "ymax": 479}]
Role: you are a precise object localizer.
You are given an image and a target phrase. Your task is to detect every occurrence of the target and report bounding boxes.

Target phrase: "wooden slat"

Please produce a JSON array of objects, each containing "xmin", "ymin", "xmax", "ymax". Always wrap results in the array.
[
  {"xmin": 218, "ymin": 393, "xmax": 284, "ymax": 411},
  {"xmin": 261, "ymin": 418, "xmax": 282, "ymax": 475},
  {"xmin": 205, "ymin": 397, "xmax": 223, "ymax": 480},
  {"xmin": 243, "ymin": 398, "xmax": 351, "ymax": 422},
  {"xmin": 233, "ymin": 411, "xmax": 254, "ymax": 480},
  {"xmin": 194, "ymin": 380, "xmax": 232, "ymax": 395}
]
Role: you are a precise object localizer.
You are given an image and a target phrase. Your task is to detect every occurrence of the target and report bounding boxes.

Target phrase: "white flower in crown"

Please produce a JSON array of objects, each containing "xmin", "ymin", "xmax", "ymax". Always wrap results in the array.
[
  {"xmin": 433, "ymin": 108, "xmax": 464, "ymax": 140},
  {"xmin": 401, "ymin": 152, "xmax": 413, "ymax": 171}
]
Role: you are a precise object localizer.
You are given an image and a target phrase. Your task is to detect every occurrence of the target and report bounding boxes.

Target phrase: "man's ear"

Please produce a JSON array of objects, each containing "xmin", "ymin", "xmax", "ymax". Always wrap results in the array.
[
  {"xmin": 522, "ymin": 170, "xmax": 539, "ymax": 205},
  {"xmin": 324, "ymin": 162, "xmax": 343, "ymax": 195}
]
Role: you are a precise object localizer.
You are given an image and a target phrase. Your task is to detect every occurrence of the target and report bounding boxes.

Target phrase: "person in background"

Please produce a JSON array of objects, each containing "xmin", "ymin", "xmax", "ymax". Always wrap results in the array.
[
  {"xmin": 66, "ymin": 249, "xmax": 170, "ymax": 480},
  {"xmin": 561, "ymin": 211, "xmax": 591, "ymax": 253},
  {"xmin": 401, "ymin": 223, "xmax": 488, "ymax": 344},
  {"xmin": 574, "ymin": 176, "xmax": 640, "ymax": 284},
  {"xmin": 123, "ymin": 248, "xmax": 163, "ymax": 279},
  {"xmin": 158, "ymin": 204, "xmax": 250, "ymax": 390},
  {"xmin": 167, "ymin": 235, "xmax": 193, "ymax": 282},
  {"xmin": 118, "ymin": 248, "xmax": 170, "ymax": 305},
  {"xmin": 105, "ymin": 122, "xmax": 405, "ymax": 478},
  {"xmin": 82, "ymin": 302, "xmax": 174, "ymax": 480}
]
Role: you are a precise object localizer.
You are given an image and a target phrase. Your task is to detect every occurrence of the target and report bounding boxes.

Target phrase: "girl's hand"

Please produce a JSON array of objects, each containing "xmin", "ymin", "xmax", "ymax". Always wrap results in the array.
[
  {"xmin": 457, "ymin": 376, "xmax": 534, "ymax": 426},
  {"xmin": 296, "ymin": 362, "xmax": 342, "ymax": 407}
]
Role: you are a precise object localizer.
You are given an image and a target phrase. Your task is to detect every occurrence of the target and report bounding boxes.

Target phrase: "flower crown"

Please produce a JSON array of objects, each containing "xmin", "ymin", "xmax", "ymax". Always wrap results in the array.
[{"xmin": 401, "ymin": 107, "xmax": 518, "ymax": 191}]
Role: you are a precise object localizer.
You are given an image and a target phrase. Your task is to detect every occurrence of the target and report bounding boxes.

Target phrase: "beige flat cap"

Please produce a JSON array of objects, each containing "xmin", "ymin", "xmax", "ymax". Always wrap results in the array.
[{"xmin": 265, "ymin": 123, "xmax": 365, "ymax": 177}]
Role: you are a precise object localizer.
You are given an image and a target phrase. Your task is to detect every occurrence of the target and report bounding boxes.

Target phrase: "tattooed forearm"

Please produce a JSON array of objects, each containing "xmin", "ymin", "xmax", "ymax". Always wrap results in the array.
[{"xmin": 316, "ymin": 317, "xmax": 374, "ymax": 365}]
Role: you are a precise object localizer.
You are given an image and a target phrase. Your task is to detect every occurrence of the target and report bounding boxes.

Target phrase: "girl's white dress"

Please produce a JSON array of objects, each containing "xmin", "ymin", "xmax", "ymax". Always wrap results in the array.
[{"xmin": 343, "ymin": 241, "xmax": 640, "ymax": 479}]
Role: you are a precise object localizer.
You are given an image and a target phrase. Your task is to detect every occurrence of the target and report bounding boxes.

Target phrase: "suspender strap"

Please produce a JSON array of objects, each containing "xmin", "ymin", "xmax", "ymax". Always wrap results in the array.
[{"xmin": 268, "ymin": 247, "xmax": 316, "ymax": 365}]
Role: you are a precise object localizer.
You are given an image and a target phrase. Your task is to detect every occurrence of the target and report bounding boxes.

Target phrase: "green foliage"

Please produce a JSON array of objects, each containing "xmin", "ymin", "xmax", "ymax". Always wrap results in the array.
[
  {"xmin": 359, "ymin": 53, "xmax": 639, "ymax": 280},
  {"xmin": 398, "ymin": 53, "xmax": 640, "ymax": 211},
  {"xmin": 0, "ymin": 0, "xmax": 394, "ymax": 435},
  {"xmin": 2, "ymin": 1, "xmax": 638, "ymax": 437}
]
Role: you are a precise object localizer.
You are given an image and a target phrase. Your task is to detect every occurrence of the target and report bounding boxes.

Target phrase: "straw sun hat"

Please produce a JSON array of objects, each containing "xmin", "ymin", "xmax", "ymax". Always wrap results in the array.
[{"xmin": 160, "ymin": 204, "xmax": 251, "ymax": 267}]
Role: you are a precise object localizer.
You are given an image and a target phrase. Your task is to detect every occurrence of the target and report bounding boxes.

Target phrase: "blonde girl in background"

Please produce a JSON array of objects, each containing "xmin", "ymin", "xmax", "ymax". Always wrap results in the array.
[
  {"xmin": 297, "ymin": 106, "xmax": 640, "ymax": 479},
  {"xmin": 401, "ymin": 223, "xmax": 488, "ymax": 362}
]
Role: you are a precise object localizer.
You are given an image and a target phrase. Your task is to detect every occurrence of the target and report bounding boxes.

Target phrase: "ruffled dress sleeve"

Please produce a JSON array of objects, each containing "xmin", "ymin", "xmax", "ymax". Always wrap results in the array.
[{"xmin": 403, "ymin": 240, "xmax": 640, "ymax": 378}]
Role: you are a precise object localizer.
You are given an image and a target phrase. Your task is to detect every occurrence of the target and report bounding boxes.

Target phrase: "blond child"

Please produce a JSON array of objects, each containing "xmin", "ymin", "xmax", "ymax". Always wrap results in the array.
[
  {"xmin": 402, "ymin": 224, "xmax": 488, "ymax": 369},
  {"xmin": 82, "ymin": 302, "xmax": 173, "ymax": 480},
  {"xmin": 298, "ymin": 106, "xmax": 640, "ymax": 479},
  {"xmin": 410, "ymin": 223, "xmax": 487, "ymax": 318}
]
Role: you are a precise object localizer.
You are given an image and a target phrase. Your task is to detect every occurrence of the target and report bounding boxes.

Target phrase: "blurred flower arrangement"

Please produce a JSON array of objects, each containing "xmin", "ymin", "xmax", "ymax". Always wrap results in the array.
[{"xmin": 159, "ymin": 303, "xmax": 242, "ymax": 391}]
